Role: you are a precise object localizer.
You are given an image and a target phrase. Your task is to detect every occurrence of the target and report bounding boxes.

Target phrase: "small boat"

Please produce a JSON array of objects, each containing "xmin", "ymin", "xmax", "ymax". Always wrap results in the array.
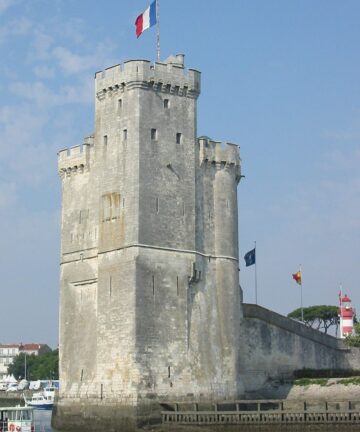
[
  {"xmin": 0, "ymin": 405, "xmax": 34, "ymax": 432},
  {"xmin": 23, "ymin": 386, "xmax": 55, "ymax": 410}
]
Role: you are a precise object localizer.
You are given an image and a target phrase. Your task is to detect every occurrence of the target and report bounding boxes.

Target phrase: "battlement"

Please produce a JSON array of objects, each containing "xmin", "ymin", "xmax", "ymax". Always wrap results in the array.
[
  {"xmin": 95, "ymin": 54, "xmax": 201, "ymax": 100},
  {"xmin": 58, "ymin": 135, "xmax": 93, "ymax": 177},
  {"xmin": 199, "ymin": 136, "xmax": 241, "ymax": 165}
]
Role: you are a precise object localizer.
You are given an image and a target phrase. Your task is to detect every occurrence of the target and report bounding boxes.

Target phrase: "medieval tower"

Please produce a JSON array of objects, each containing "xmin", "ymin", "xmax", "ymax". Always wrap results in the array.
[{"xmin": 53, "ymin": 55, "xmax": 243, "ymax": 431}]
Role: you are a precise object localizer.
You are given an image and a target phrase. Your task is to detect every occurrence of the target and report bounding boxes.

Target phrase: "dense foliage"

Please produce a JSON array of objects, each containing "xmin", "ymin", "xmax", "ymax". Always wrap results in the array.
[
  {"xmin": 7, "ymin": 349, "xmax": 58, "ymax": 380},
  {"xmin": 345, "ymin": 322, "xmax": 360, "ymax": 347},
  {"xmin": 287, "ymin": 305, "xmax": 339, "ymax": 334}
]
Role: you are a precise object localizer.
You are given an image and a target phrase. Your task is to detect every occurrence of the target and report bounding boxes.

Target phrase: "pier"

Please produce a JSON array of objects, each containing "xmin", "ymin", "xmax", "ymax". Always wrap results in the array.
[{"xmin": 161, "ymin": 399, "xmax": 360, "ymax": 426}]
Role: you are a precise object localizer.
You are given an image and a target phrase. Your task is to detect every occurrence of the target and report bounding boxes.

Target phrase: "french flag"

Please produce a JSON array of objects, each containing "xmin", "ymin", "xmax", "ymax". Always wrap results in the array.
[{"xmin": 135, "ymin": 1, "xmax": 157, "ymax": 38}]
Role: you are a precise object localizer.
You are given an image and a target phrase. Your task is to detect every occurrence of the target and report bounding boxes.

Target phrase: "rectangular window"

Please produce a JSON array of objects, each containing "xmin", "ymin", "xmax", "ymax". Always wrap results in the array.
[
  {"xmin": 151, "ymin": 128, "xmax": 157, "ymax": 140},
  {"xmin": 176, "ymin": 133, "xmax": 182, "ymax": 144},
  {"xmin": 118, "ymin": 99, "xmax": 122, "ymax": 111},
  {"xmin": 164, "ymin": 99, "xmax": 169, "ymax": 108},
  {"xmin": 103, "ymin": 135, "xmax": 108, "ymax": 146},
  {"xmin": 123, "ymin": 129, "xmax": 127, "ymax": 140}
]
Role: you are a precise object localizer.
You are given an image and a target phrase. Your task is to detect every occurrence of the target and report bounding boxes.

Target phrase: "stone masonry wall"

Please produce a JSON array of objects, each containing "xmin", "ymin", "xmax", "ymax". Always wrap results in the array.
[{"xmin": 240, "ymin": 304, "xmax": 360, "ymax": 394}]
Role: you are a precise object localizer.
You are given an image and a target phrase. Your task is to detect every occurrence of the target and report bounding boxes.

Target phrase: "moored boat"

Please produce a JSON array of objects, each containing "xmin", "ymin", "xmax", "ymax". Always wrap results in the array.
[
  {"xmin": 0, "ymin": 405, "xmax": 34, "ymax": 432},
  {"xmin": 23, "ymin": 387, "xmax": 55, "ymax": 410}
]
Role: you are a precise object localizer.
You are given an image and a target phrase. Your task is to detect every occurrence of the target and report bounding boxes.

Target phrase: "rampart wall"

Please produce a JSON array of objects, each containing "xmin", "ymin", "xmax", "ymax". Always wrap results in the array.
[{"xmin": 240, "ymin": 304, "xmax": 360, "ymax": 394}]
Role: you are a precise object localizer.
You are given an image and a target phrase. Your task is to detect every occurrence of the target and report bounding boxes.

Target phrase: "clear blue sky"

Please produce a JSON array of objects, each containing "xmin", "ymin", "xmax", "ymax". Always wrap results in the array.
[{"xmin": 0, "ymin": 0, "xmax": 359, "ymax": 347}]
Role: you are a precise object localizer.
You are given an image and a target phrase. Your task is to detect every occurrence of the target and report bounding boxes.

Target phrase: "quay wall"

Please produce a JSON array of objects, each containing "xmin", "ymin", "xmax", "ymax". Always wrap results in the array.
[{"xmin": 240, "ymin": 304, "xmax": 360, "ymax": 395}]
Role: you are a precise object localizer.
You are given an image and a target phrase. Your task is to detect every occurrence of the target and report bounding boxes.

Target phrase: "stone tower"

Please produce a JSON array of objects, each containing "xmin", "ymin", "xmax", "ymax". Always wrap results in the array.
[{"xmin": 53, "ymin": 55, "xmax": 242, "ymax": 432}]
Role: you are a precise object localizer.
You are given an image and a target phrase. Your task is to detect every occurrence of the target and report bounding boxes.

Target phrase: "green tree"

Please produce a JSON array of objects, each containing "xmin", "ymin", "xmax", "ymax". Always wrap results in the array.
[
  {"xmin": 7, "ymin": 349, "xmax": 59, "ymax": 380},
  {"xmin": 287, "ymin": 305, "xmax": 339, "ymax": 334},
  {"xmin": 345, "ymin": 322, "xmax": 360, "ymax": 347}
]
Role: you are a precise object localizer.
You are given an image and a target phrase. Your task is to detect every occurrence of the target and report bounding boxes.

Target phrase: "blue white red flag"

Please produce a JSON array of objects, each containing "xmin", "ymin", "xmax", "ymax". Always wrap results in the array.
[{"xmin": 135, "ymin": 1, "xmax": 157, "ymax": 38}]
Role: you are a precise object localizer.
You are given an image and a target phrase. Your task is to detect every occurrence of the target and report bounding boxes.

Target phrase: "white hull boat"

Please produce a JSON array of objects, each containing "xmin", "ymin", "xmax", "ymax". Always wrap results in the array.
[{"xmin": 23, "ymin": 386, "xmax": 56, "ymax": 410}]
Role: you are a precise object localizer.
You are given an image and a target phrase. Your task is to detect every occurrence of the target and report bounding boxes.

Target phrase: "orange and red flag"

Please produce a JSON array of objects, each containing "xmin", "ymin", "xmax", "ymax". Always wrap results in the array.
[{"xmin": 292, "ymin": 271, "xmax": 302, "ymax": 285}]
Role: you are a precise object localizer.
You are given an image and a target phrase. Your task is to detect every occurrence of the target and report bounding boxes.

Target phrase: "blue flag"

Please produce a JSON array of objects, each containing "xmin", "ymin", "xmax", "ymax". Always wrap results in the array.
[{"xmin": 244, "ymin": 248, "xmax": 256, "ymax": 267}]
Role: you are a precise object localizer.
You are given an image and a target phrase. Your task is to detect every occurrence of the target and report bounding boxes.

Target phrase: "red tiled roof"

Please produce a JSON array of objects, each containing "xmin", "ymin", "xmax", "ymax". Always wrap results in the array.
[
  {"xmin": 0, "ymin": 343, "xmax": 49, "ymax": 350},
  {"xmin": 21, "ymin": 344, "xmax": 45, "ymax": 351}
]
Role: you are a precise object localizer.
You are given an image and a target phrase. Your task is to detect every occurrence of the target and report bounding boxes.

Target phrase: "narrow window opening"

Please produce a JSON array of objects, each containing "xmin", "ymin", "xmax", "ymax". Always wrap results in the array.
[
  {"xmin": 177, "ymin": 276, "xmax": 179, "ymax": 296},
  {"xmin": 152, "ymin": 275, "xmax": 155, "ymax": 296},
  {"xmin": 176, "ymin": 133, "xmax": 182, "ymax": 145},
  {"xmin": 182, "ymin": 202, "xmax": 185, "ymax": 216},
  {"xmin": 100, "ymin": 384, "xmax": 103, "ymax": 400},
  {"xmin": 79, "ymin": 210, "xmax": 82, "ymax": 224},
  {"xmin": 168, "ymin": 366, "xmax": 171, "ymax": 378},
  {"xmin": 166, "ymin": 84, "xmax": 171, "ymax": 93},
  {"xmin": 164, "ymin": 99, "xmax": 169, "ymax": 108},
  {"xmin": 118, "ymin": 99, "xmax": 122, "ymax": 111},
  {"xmin": 103, "ymin": 135, "xmax": 108, "ymax": 147},
  {"xmin": 155, "ymin": 197, "xmax": 159, "ymax": 213},
  {"xmin": 122, "ymin": 197, "xmax": 125, "ymax": 208},
  {"xmin": 80, "ymin": 369, "xmax": 84, "ymax": 381},
  {"xmin": 151, "ymin": 128, "xmax": 157, "ymax": 140},
  {"xmin": 123, "ymin": 129, "xmax": 127, "ymax": 140}
]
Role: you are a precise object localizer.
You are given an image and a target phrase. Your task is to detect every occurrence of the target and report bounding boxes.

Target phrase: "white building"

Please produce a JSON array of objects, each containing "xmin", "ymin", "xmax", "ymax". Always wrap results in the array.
[{"xmin": 0, "ymin": 344, "xmax": 51, "ymax": 380}]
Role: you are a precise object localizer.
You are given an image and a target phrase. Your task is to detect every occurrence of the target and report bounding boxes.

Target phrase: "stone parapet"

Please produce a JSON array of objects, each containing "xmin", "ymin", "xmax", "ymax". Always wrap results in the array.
[
  {"xmin": 198, "ymin": 137, "xmax": 241, "ymax": 181},
  {"xmin": 58, "ymin": 136, "xmax": 93, "ymax": 177},
  {"xmin": 95, "ymin": 55, "xmax": 201, "ymax": 100}
]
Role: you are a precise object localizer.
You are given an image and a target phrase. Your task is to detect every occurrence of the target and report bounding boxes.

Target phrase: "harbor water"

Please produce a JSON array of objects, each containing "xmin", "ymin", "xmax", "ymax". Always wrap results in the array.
[{"xmin": 34, "ymin": 409, "xmax": 53, "ymax": 432}]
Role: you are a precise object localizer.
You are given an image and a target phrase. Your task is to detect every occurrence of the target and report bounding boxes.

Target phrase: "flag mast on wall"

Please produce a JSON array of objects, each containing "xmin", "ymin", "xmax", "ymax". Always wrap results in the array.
[
  {"xmin": 156, "ymin": 0, "xmax": 160, "ymax": 61},
  {"xmin": 244, "ymin": 242, "xmax": 257, "ymax": 304},
  {"xmin": 135, "ymin": 0, "xmax": 160, "ymax": 61},
  {"xmin": 292, "ymin": 265, "xmax": 303, "ymax": 322}
]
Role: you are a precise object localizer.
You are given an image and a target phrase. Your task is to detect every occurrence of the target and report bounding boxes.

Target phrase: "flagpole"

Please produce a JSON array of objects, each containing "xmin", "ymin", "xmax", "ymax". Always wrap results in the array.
[
  {"xmin": 339, "ymin": 283, "xmax": 342, "ymax": 338},
  {"xmin": 300, "ymin": 264, "xmax": 304, "ymax": 322},
  {"xmin": 254, "ymin": 241, "xmax": 258, "ymax": 305},
  {"xmin": 156, "ymin": 0, "xmax": 160, "ymax": 61}
]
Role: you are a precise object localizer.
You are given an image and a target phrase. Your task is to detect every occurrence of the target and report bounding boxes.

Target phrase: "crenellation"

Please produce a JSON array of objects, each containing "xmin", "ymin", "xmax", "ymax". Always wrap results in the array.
[
  {"xmin": 58, "ymin": 142, "xmax": 92, "ymax": 177},
  {"xmin": 198, "ymin": 137, "xmax": 241, "ymax": 180},
  {"xmin": 95, "ymin": 56, "xmax": 200, "ymax": 101}
]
